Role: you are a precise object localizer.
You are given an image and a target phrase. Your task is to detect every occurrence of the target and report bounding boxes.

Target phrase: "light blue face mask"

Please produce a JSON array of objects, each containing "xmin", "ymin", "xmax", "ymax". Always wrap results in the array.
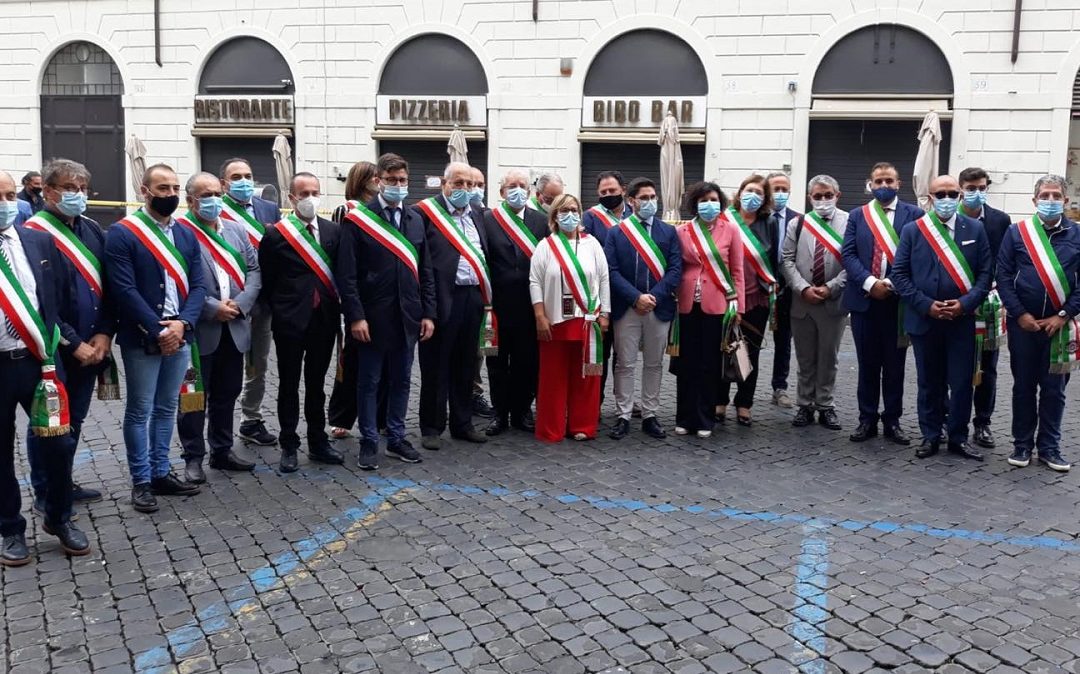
[
  {"xmin": 382, "ymin": 185, "xmax": 408, "ymax": 203},
  {"xmin": 227, "ymin": 178, "xmax": 255, "ymax": 203},
  {"xmin": 58, "ymin": 191, "xmax": 87, "ymax": 217},
  {"xmin": 1037, "ymin": 199, "xmax": 1064, "ymax": 220},
  {"xmin": 740, "ymin": 191, "xmax": 763, "ymax": 212},
  {"xmin": 470, "ymin": 187, "xmax": 485, "ymax": 206},
  {"xmin": 0, "ymin": 200, "xmax": 17, "ymax": 229},
  {"xmin": 773, "ymin": 192, "xmax": 790, "ymax": 210},
  {"xmin": 198, "ymin": 195, "xmax": 223, "ymax": 222},
  {"xmin": 962, "ymin": 189, "xmax": 987, "ymax": 209},
  {"xmin": 697, "ymin": 201, "xmax": 722, "ymax": 222},
  {"xmin": 557, "ymin": 212, "xmax": 581, "ymax": 232},
  {"xmin": 933, "ymin": 197, "xmax": 959, "ymax": 221},
  {"xmin": 637, "ymin": 198, "xmax": 658, "ymax": 220},
  {"xmin": 449, "ymin": 188, "xmax": 472, "ymax": 209},
  {"xmin": 505, "ymin": 187, "xmax": 528, "ymax": 210}
]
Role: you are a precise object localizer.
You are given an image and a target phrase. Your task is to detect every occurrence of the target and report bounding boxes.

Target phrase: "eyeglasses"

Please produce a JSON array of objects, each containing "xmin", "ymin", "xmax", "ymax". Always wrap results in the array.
[
  {"xmin": 52, "ymin": 183, "xmax": 89, "ymax": 194},
  {"xmin": 932, "ymin": 191, "xmax": 961, "ymax": 199},
  {"xmin": 380, "ymin": 176, "xmax": 408, "ymax": 186},
  {"xmin": 810, "ymin": 193, "xmax": 836, "ymax": 201},
  {"xmin": 557, "ymin": 208, "xmax": 580, "ymax": 215},
  {"xmin": 963, "ymin": 186, "xmax": 988, "ymax": 193}
]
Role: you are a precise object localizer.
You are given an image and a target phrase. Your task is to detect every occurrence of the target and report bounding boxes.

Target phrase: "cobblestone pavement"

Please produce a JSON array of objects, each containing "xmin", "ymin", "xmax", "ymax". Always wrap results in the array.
[{"xmin": 3, "ymin": 332, "xmax": 1080, "ymax": 674}]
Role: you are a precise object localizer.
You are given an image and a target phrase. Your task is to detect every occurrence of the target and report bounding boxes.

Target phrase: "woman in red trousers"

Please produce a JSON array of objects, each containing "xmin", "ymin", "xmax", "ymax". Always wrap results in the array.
[{"xmin": 529, "ymin": 194, "xmax": 611, "ymax": 442}]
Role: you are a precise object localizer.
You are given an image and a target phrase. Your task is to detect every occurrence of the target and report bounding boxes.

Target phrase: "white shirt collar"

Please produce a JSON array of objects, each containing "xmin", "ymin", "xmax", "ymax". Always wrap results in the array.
[{"xmin": 883, "ymin": 198, "xmax": 898, "ymax": 211}]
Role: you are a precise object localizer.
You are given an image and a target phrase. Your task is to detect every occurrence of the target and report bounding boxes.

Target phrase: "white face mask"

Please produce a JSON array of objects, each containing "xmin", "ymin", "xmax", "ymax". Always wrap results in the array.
[
  {"xmin": 812, "ymin": 198, "xmax": 837, "ymax": 219},
  {"xmin": 295, "ymin": 196, "xmax": 320, "ymax": 220}
]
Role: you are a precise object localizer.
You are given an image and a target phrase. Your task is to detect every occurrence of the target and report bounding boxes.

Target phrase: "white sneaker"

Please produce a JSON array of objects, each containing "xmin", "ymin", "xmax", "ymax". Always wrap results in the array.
[
  {"xmin": 696, "ymin": 430, "xmax": 712, "ymax": 438},
  {"xmin": 772, "ymin": 389, "xmax": 793, "ymax": 408},
  {"xmin": 674, "ymin": 426, "xmax": 689, "ymax": 436}
]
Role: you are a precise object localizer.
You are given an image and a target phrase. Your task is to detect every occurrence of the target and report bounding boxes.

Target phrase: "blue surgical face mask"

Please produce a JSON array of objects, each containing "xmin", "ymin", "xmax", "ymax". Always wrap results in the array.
[
  {"xmin": 470, "ymin": 187, "xmax": 485, "ymax": 206},
  {"xmin": 933, "ymin": 197, "xmax": 958, "ymax": 221},
  {"xmin": 697, "ymin": 201, "xmax": 722, "ymax": 222},
  {"xmin": 382, "ymin": 184, "xmax": 408, "ymax": 203},
  {"xmin": 557, "ymin": 212, "xmax": 581, "ymax": 233},
  {"xmin": 1037, "ymin": 199, "xmax": 1064, "ymax": 221},
  {"xmin": 637, "ymin": 198, "xmax": 658, "ymax": 220},
  {"xmin": 773, "ymin": 192, "xmax": 790, "ymax": 210},
  {"xmin": 962, "ymin": 189, "xmax": 987, "ymax": 209},
  {"xmin": 872, "ymin": 186, "xmax": 898, "ymax": 204},
  {"xmin": 505, "ymin": 187, "xmax": 528, "ymax": 210},
  {"xmin": 740, "ymin": 191, "xmax": 763, "ymax": 212},
  {"xmin": 198, "ymin": 195, "xmax": 223, "ymax": 222},
  {"xmin": 58, "ymin": 191, "xmax": 87, "ymax": 217},
  {"xmin": 0, "ymin": 200, "xmax": 17, "ymax": 229},
  {"xmin": 448, "ymin": 188, "xmax": 472, "ymax": 209},
  {"xmin": 228, "ymin": 178, "xmax": 256, "ymax": 202}
]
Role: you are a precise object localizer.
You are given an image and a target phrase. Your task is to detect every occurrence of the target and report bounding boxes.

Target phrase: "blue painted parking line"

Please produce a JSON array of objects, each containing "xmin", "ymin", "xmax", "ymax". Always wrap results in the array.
[{"xmin": 787, "ymin": 524, "xmax": 830, "ymax": 673}]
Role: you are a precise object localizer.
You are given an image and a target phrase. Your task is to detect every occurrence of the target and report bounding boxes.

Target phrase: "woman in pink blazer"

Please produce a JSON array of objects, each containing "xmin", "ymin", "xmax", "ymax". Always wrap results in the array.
[{"xmin": 673, "ymin": 182, "xmax": 745, "ymax": 437}]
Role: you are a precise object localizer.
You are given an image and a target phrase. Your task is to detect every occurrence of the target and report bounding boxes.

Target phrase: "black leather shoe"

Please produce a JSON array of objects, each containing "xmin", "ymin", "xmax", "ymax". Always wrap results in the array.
[
  {"xmin": 641, "ymin": 417, "xmax": 667, "ymax": 439},
  {"xmin": 184, "ymin": 459, "xmax": 206, "ymax": 484},
  {"xmin": 915, "ymin": 440, "xmax": 940, "ymax": 458},
  {"xmin": 209, "ymin": 450, "xmax": 256, "ymax": 472},
  {"xmin": 131, "ymin": 484, "xmax": 159, "ymax": 513},
  {"xmin": 150, "ymin": 473, "xmax": 202, "ymax": 496},
  {"xmin": 792, "ymin": 406, "xmax": 814, "ymax": 427},
  {"xmin": 279, "ymin": 447, "xmax": 299, "ymax": 473},
  {"xmin": 71, "ymin": 483, "xmax": 103, "ymax": 503},
  {"xmin": 451, "ymin": 429, "xmax": 488, "ymax": 444},
  {"xmin": 849, "ymin": 422, "xmax": 878, "ymax": 442},
  {"xmin": 883, "ymin": 424, "xmax": 911, "ymax": 446},
  {"xmin": 239, "ymin": 420, "xmax": 277, "ymax": 446},
  {"xmin": 358, "ymin": 441, "xmax": 379, "ymax": 471},
  {"xmin": 609, "ymin": 418, "xmax": 630, "ymax": 440},
  {"xmin": 309, "ymin": 445, "xmax": 344, "ymax": 465},
  {"xmin": 948, "ymin": 441, "xmax": 984, "ymax": 461},
  {"xmin": 1, "ymin": 534, "xmax": 30, "ymax": 566},
  {"xmin": 818, "ymin": 409, "xmax": 842, "ymax": 431},
  {"xmin": 472, "ymin": 394, "xmax": 495, "ymax": 418},
  {"xmin": 42, "ymin": 521, "xmax": 91, "ymax": 556},
  {"xmin": 510, "ymin": 415, "xmax": 535, "ymax": 432},
  {"xmin": 486, "ymin": 417, "xmax": 509, "ymax": 437},
  {"xmin": 972, "ymin": 424, "xmax": 995, "ymax": 449}
]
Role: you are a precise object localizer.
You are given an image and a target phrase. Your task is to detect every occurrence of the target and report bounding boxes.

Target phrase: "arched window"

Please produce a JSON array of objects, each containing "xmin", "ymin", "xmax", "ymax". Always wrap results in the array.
[
  {"xmin": 583, "ymin": 29, "xmax": 707, "ymax": 96},
  {"xmin": 379, "ymin": 34, "xmax": 488, "ymax": 95},
  {"xmin": 200, "ymin": 37, "xmax": 294, "ymax": 94},
  {"xmin": 42, "ymin": 41, "xmax": 123, "ymax": 96},
  {"xmin": 813, "ymin": 24, "xmax": 953, "ymax": 96}
]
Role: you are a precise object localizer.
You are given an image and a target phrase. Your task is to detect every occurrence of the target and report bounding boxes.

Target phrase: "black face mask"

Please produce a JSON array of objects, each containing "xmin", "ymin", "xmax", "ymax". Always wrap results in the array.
[
  {"xmin": 30, "ymin": 187, "xmax": 43, "ymax": 197},
  {"xmin": 150, "ymin": 195, "xmax": 180, "ymax": 218},
  {"xmin": 599, "ymin": 194, "xmax": 623, "ymax": 211}
]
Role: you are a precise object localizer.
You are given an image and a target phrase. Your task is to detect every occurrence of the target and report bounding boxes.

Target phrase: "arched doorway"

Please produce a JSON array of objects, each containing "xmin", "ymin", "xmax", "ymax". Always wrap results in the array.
[
  {"xmin": 807, "ymin": 24, "xmax": 953, "ymax": 212},
  {"xmin": 374, "ymin": 34, "xmax": 489, "ymax": 202},
  {"xmin": 40, "ymin": 41, "xmax": 125, "ymax": 225}
]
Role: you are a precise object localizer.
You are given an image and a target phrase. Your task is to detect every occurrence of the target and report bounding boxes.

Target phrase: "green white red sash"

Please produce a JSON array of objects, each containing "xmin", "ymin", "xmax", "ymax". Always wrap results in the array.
[
  {"xmin": 802, "ymin": 212, "xmax": 843, "ymax": 261},
  {"xmin": 726, "ymin": 207, "xmax": 778, "ymax": 330},
  {"xmin": 24, "ymin": 211, "xmax": 103, "ymax": 297},
  {"xmin": 588, "ymin": 205, "xmax": 620, "ymax": 229},
  {"xmin": 685, "ymin": 217, "xmax": 737, "ymax": 301},
  {"xmin": 527, "ymin": 195, "xmax": 545, "ymax": 212},
  {"xmin": 221, "ymin": 194, "xmax": 266, "ymax": 248},
  {"xmin": 176, "ymin": 211, "xmax": 247, "ymax": 291},
  {"xmin": 0, "ymin": 245, "xmax": 71, "ymax": 436},
  {"xmin": 179, "ymin": 344, "xmax": 205, "ymax": 413},
  {"xmin": 1050, "ymin": 317, "xmax": 1080, "ymax": 374},
  {"xmin": 493, "ymin": 202, "xmax": 539, "ymax": 258},
  {"xmin": 862, "ymin": 200, "xmax": 900, "ymax": 263},
  {"xmin": 1016, "ymin": 214, "xmax": 1070, "ymax": 310},
  {"xmin": 119, "ymin": 210, "xmax": 190, "ymax": 299},
  {"xmin": 914, "ymin": 212, "xmax": 975, "ymax": 293},
  {"xmin": 547, "ymin": 232, "xmax": 603, "ymax": 376},
  {"xmin": 620, "ymin": 215, "xmax": 666, "ymax": 282},
  {"xmin": 974, "ymin": 287, "xmax": 1006, "ymax": 384},
  {"xmin": 275, "ymin": 215, "xmax": 337, "ymax": 299},
  {"xmin": 346, "ymin": 203, "xmax": 419, "ymax": 280}
]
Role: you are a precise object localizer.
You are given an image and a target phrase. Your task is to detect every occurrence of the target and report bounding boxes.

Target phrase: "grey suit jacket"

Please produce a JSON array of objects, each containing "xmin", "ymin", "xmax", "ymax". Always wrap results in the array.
[
  {"xmin": 196, "ymin": 218, "xmax": 262, "ymax": 354},
  {"xmin": 782, "ymin": 209, "xmax": 849, "ymax": 318}
]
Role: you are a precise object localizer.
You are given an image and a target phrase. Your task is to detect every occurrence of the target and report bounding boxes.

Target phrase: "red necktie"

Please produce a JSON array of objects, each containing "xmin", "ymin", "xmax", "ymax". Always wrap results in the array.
[
  {"xmin": 309, "ymin": 224, "xmax": 321, "ymax": 309},
  {"xmin": 870, "ymin": 238, "xmax": 883, "ymax": 279},
  {"xmin": 812, "ymin": 239, "xmax": 826, "ymax": 287}
]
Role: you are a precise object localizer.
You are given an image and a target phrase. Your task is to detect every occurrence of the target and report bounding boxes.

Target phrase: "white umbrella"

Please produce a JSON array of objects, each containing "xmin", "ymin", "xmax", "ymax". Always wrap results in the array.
[
  {"xmin": 447, "ymin": 127, "xmax": 469, "ymax": 164},
  {"xmin": 912, "ymin": 111, "xmax": 942, "ymax": 211},
  {"xmin": 125, "ymin": 134, "xmax": 147, "ymax": 199},
  {"xmin": 658, "ymin": 113, "xmax": 685, "ymax": 221},
  {"xmin": 272, "ymin": 134, "xmax": 293, "ymax": 208}
]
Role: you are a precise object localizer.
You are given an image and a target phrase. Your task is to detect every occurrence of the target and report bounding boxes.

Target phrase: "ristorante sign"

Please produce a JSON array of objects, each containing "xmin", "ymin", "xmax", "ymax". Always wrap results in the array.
[
  {"xmin": 376, "ymin": 95, "xmax": 488, "ymax": 127},
  {"xmin": 194, "ymin": 95, "xmax": 294, "ymax": 125}
]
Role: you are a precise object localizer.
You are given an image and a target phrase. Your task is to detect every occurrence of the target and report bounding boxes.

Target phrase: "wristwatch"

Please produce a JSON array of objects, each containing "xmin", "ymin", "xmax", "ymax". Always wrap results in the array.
[
  {"xmin": 179, "ymin": 319, "xmax": 193, "ymax": 331},
  {"xmin": 1058, "ymin": 310, "xmax": 1068, "ymax": 319}
]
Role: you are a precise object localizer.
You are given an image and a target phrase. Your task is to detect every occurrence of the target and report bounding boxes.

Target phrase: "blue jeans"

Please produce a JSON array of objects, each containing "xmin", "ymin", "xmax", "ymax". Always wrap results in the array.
[
  {"xmin": 356, "ymin": 340, "xmax": 414, "ymax": 446},
  {"xmin": 121, "ymin": 345, "xmax": 190, "ymax": 485}
]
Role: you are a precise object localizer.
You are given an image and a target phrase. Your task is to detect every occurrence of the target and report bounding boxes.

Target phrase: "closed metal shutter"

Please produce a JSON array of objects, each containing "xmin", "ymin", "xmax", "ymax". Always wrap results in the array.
[
  {"xmin": 807, "ymin": 119, "xmax": 951, "ymax": 213},
  {"xmin": 377, "ymin": 139, "xmax": 488, "ymax": 203},
  {"xmin": 580, "ymin": 142, "xmax": 705, "ymax": 219},
  {"xmin": 200, "ymin": 136, "xmax": 294, "ymax": 198}
]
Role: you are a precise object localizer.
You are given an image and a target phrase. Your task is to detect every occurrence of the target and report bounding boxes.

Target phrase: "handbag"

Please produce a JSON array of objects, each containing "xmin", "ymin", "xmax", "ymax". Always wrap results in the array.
[{"xmin": 721, "ymin": 324, "xmax": 753, "ymax": 383}]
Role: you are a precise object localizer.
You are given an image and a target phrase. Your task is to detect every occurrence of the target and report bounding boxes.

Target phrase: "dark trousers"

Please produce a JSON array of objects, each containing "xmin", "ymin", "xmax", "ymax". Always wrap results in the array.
[
  {"xmin": 771, "ymin": 289, "xmax": 792, "ymax": 391},
  {"xmin": 910, "ymin": 318, "xmax": 976, "ymax": 444},
  {"xmin": 850, "ymin": 298, "xmax": 908, "ymax": 426},
  {"xmin": 28, "ymin": 352, "xmax": 96, "ymax": 510},
  {"xmin": 356, "ymin": 340, "xmax": 414, "ymax": 447},
  {"xmin": 486, "ymin": 317, "xmax": 539, "ymax": 423},
  {"xmin": 600, "ymin": 329, "xmax": 615, "ymax": 405},
  {"xmin": 674, "ymin": 304, "xmax": 724, "ymax": 433},
  {"xmin": 328, "ymin": 333, "xmax": 358, "ymax": 430},
  {"xmin": 1008, "ymin": 319, "xmax": 1069, "ymax": 454},
  {"xmin": 419, "ymin": 285, "xmax": 483, "ymax": 437},
  {"xmin": 275, "ymin": 311, "xmax": 338, "ymax": 450},
  {"xmin": 2, "ymin": 355, "xmax": 74, "ymax": 535},
  {"xmin": 719, "ymin": 304, "xmax": 769, "ymax": 409},
  {"xmin": 973, "ymin": 348, "xmax": 999, "ymax": 427},
  {"xmin": 178, "ymin": 329, "xmax": 244, "ymax": 461}
]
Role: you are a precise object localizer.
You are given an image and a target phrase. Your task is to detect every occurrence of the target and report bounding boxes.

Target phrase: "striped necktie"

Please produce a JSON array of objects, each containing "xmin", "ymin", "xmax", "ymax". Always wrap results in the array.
[{"xmin": 0, "ymin": 235, "xmax": 22, "ymax": 339}]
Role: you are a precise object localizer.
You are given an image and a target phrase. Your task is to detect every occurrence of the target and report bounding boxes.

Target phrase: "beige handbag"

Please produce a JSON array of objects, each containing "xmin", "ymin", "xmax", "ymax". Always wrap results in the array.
[{"xmin": 721, "ymin": 324, "xmax": 753, "ymax": 383}]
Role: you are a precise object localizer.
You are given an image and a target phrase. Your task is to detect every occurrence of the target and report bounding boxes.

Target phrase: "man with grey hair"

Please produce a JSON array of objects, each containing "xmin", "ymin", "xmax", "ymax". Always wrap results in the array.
[
  {"xmin": 481, "ymin": 168, "xmax": 550, "ymax": 435},
  {"xmin": 766, "ymin": 170, "xmax": 802, "ymax": 409},
  {"xmin": 996, "ymin": 174, "xmax": 1078, "ymax": 472},
  {"xmin": 529, "ymin": 173, "xmax": 564, "ymax": 213},
  {"xmin": 782, "ymin": 175, "xmax": 849, "ymax": 430}
]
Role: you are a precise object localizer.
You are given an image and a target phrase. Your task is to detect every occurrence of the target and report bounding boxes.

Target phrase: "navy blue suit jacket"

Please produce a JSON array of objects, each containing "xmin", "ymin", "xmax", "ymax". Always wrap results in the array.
[
  {"xmin": 583, "ymin": 203, "xmax": 632, "ymax": 247},
  {"xmin": 6, "ymin": 226, "xmax": 69, "ymax": 355},
  {"xmin": 841, "ymin": 200, "xmax": 925, "ymax": 313},
  {"xmin": 603, "ymin": 217, "xmax": 683, "ymax": 322},
  {"xmin": 890, "ymin": 213, "xmax": 992, "ymax": 336},
  {"xmin": 962, "ymin": 204, "xmax": 1010, "ymax": 276},
  {"xmin": 412, "ymin": 195, "xmax": 489, "ymax": 325},
  {"xmin": 996, "ymin": 217, "xmax": 1080, "ymax": 320},
  {"xmin": 104, "ymin": 212, "xmax": 207, "ymax": 349},
  {"xmin": 250, "ymin": 196, "xmax": 281, "ymax": 227}
]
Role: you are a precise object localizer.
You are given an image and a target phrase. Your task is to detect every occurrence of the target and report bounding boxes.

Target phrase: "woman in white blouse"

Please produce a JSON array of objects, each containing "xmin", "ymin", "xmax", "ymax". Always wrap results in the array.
[{"xmin": 529, "ymin": 194, "xmax": 611, "ymax": 442}]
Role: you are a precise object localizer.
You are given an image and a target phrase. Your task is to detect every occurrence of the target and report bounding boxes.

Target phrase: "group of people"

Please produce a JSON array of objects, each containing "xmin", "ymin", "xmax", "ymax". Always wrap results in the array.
[{"xmin": 0, "ymin": 151, "xmax": 1076, "ymax": 567}]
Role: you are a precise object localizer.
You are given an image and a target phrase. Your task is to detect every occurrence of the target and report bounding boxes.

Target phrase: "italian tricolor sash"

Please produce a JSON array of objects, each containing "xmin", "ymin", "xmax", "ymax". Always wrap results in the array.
[
  {"xmin": 685, "ymin": 217, "xmax": 737, "ymax": 301},
  {"xmin": 119, "ymin": 210, "xmax": 190, "ymax": 299},
  {"xmin": 974, "ymin": 287, "xmax": 1007, "ymax": 385},
  {"xmin": 1051, "ymin": 318, "xmax": 1080, "ymax": 374},
  {"xmin": 276, "ymin": 215, "xmax": 337, "ymax": 299},
  {"xmin": 346, "ymin": 203, "xmax": 419, "ymax": 281},
  {"xmin": 176, "ymin": 211, "xmax": 247, "ymax": 291},
  {"xmin": 0, "ymin": 246, "xmax": 71, "ymax": 436},
  {"xmin": 726, "ymin": 207, "xmax": 778, "ymax": 331},
  {"xmin": 914, "ymin": 212, "xmax": 975, "ymax": 294},
  {"xmin": 620, "ymin": 215, "xmax": 666, "ymax": 282},
  {"xmin": 547, "ymin": 232, "xmax": 603, "ymax": 376},
  {"xmin": 221, "ymin": 194, "xmax": 266, "ymax": 248},
  {"xmin": 862, "ymin": 200, "xmax": 900, "ymax": 263},
  {"xmin": 24, "ymin": 211, "xmax": 103, "ymax": 297},
  {"xmin": 802, "ymin": 212, "xmax": 843, "ymax": 261},
  {"xmin": 527, "ymin": 195, "xmax": 544, "ymax": 212},
  {"xmin": 493, "ymin": 202, "xmax": 539, "ymax": 258},
  {"xmin": 1016, "ymin": 215, "xmax": 1070, "ymax": 310},
  {"xmin": 179, "ymin": 344, "xmax": 205, "ymax": 413},
  {"xmin": 588, "ymin": 205, "xmax": 620, "ymax": 229}
]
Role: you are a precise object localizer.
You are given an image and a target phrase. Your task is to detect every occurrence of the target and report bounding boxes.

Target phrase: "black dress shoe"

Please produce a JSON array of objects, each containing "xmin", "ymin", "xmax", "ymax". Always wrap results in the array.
[
  {"xmin": 451, "ymin": 429, "xmax": 488, "ymax": 444},
  {"xmin": 131, "ymin": 484, "xmax": 159, "ymax": 513},
  {"xmin": 486, "ymin": 417, "xmax": 509, "ymax": 437},
  {"xmin": 150, "ymin": 473, "xmax": 201, "ymax": 496},
  {"xmin": 279, "ymin": 447, "xmax": 299, "ymax": 473},
  {"xmin": 510, "ymin": 416, "xmax": 535, "ymax": 432},
  {"xmin": 184, "ymin": 459, "xmax": 206, "ymax": 484},
  {"xmin": 883, "ymin": 424, "xmax": 911, "ymax": 446},
  {"xmin": 915, "ymin": 440, "xmax": 940, "ymax": 458},
  {"xmin": 71, "ymin": 483, "xmax": 103, "ymax": 503},
  {"xmin": 42, "ymin": 521, "xmax": 91, "ymax": 556},
  {"xmin": 209, "ymin": 450, "xmax": 256, "ymax": 472},
  {"xmin": 972, "ymin": 424, "xmax": 995, "ymax": 449},
  {"xmin": 472, "ymin": 394, "xmax": 495, "ymax": 418},
  {"xmin": 849, "ymin": 422, "xmax": 878, "ymax": 442},
  {"xmin": 1, "ymin": 534, "xmax": 30, "ymax": 566},
  {"xmin": 948, "ymin": 441, "xmax": 984, "ymax": 461},
  {"xmin": 609, "ymin": 418, "xmax": 630, "ymax": 440},
  {"xmin": 792, "ymin": 406, "xmax": 815, "ymax": 427},
  {"xmin": 818, "ymin": 409, "xmax": 842, "ymax": 431},
  {"xmin": 309, "ymin": 445, "xmax": 345, "ymax": 465},
  {"xmin": 642, "ymin": 417, "xmax": 667, "ymax": 439}
]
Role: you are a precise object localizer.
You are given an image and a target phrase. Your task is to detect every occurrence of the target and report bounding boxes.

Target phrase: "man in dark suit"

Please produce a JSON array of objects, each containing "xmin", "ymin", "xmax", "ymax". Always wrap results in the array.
[
  {"xmin": 338, "ymin": 153, "xmax": 436, "ymax": 470},
  {"xmin": 176, "ymin": 172, "xmax": 262, "ymax": 483},
  {"xmin": 414, "ymin": 162, "xmax": 491, "ymax": 449},
  {"xmin": 259, "ymin": 172, "xmax": 342, "ymax": 472},
  {"xmin": 841, "ymin": 161, "xmax": 923, "ymax": 445},
  {"xmin": 18, "ymin": 171, "xmax": 45, "ymax": 214},
  {"xmin": 767, "ymin": 171, "xmax": 803, "ymax": 409},
  {"xmin": 958, "ymin": 167, "xmax": 1012, "ymax": 450},
  {"xmin": 0, "ymin": 171, "xmax": 90, "ymax": 565},
  {"xmin": 891, "ymin": 175, "xmax": 991, "ymax": 460},
  {"xmin": 105, "ymin": 164, "xmax": 207, "ymax": 513},
  {"xmin": 604, "ymin": 177, "xmax": 682, "ymax": 440},
  {"xmin": 219, "ymin": 158, "xmax": 282, "ymax": 448},
  {"xmin": 482, "ymin": 169, "xmax": 550, "ymax": 436},
  {"xmin": 469, "ymin": 165, "xmax": 495, "ymax": 419}
]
